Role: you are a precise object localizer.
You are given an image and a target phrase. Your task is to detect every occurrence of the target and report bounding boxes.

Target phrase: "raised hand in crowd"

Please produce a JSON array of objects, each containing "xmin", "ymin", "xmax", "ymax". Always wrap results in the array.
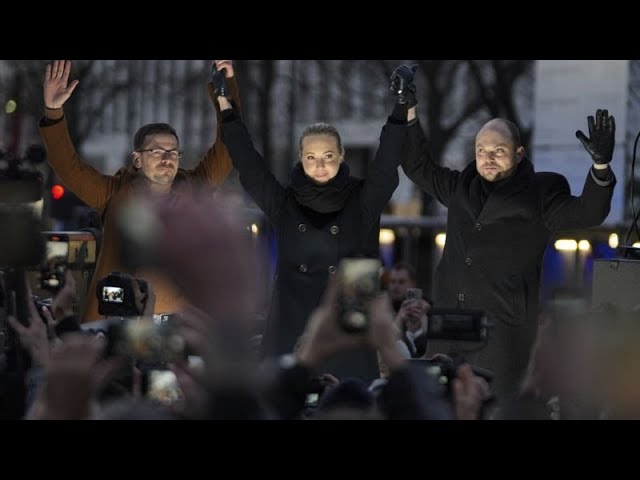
[
  {"xmin": 395, "ymin": 297, "xmax": 429, "ymax": 332},
  {"xmin": 296, "ymin": 277, "xmax": 406, "ymax": 374},
  {"xmin": 26, "ymin": 334, "xmax": 124, "ymax": 420},
  {"xmin": 8, "ymin": 279, "xmax": 55, "ymax": 368},
  {"xmin": 452, "ymin": 364, "xmax": 492, "ymax": 420}
]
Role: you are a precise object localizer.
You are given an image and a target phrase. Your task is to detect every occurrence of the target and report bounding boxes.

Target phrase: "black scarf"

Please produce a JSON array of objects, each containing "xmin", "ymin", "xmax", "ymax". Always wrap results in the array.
[{"xmin": 289, "ymin": 163, "xmax": 356, "ymax": 213}]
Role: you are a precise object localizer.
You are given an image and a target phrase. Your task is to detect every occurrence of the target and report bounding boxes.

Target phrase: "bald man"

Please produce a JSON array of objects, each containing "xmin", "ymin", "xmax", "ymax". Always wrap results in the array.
[{"xmin": 401, "ymin": 104, "xmax": 615, "ymax": 400}]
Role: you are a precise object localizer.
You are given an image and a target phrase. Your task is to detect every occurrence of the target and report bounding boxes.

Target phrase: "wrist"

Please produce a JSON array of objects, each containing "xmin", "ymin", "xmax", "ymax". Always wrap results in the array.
[
  {"xmin": 378, "ymin": 344, "xmax": 406, "ymax": 372},
  {"xmin": 45, "ymin": 106, "xmax": 63, "ymax": 120},
  {"xmin": 408, "ymin": 107, "xmax": 417, "ymax": 123},
  {"xmin": 295, "ymin": 343, "xmax": 323, "ymax": 369}
]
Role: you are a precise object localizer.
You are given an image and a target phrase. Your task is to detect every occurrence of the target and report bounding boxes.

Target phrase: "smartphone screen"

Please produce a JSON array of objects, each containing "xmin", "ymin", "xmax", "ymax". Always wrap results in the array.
[
  {"xmin": 105, "ymin": 318, "xmax": 187, "ymax": 365},
  {"xmin": 338, "ymin": 258, "xmax": 382, "ymax": 332},
  {"xmin": 46, "ymin": 239, "xmax": 69, "ymax": 261},
  {"xmin": 305, "ymin": 393, "xmax": 320, "ymax": 408},
  {"xmin": 40, "ymin": 238, "xmax": 69, "ymax": 291},
  {"xmin": 406, "ymin": 288, "xmax": 423, "ymax": 301},
  {"xmin": 146, "ymin": 369, "xmax": 184, "ymax": 407}
]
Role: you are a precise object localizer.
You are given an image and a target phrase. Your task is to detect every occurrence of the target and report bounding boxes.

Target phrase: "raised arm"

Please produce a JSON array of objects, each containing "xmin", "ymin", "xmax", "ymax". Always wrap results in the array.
[
  {"xmin": 217, "ymin": 98, "xmax": 286, "ymax": 222},
  {"xmin": 359, "ymin": 106, "xmax": 406, "ymax": 228},
  {"xmin": 190, "ymin": 60, "xmax": 242, "ymax": 187},
  {"xmin": 38, "ymin": 60, "xmax": 117, "ymax": 211},
  {"xmin": 390, "ymin": 64, "xmax": 460, "ymax": 208},
  {"xmin": 543, "ymin": 109, "xmax": 616, "ymax": 231},
  {"xmin": 403, "ymin": 116, "xmax": 460, "ymax": 208}
]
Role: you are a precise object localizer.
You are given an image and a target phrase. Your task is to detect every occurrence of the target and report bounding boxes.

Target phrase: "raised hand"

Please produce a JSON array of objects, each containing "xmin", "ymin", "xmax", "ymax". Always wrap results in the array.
[
  {"xmin": 214, "ymin": 60, "xmax": 234, "ymax": 78},
  {"xmin": 211, "ymin": 60, "xmax": 234, "ymax": 100},
  {"xmin": 576, "ymin": 108, "xmax": 615, "ymax": 165},
  {"xmin": 390, "ymin": 63, "xmax": 418, "ymax": 107},
  {"xmin": 44, "ymin": 60, "xmax": 79, "ymax": 110},
  {"xmin": 7, "ymin": 277, "xmax": 52, "ymax": 367}
]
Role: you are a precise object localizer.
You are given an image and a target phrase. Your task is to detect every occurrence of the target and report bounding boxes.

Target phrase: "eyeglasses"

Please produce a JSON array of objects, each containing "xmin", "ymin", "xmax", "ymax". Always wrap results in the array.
[{"xmin": 137, "ymin": 148, "xmax": 183, "ymax": 160}]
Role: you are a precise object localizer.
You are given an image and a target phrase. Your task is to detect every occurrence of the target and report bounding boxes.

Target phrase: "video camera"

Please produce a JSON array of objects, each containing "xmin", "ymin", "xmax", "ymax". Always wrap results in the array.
[{"xmin": 96, "ymin": 272, "xmax": 149, "ymax": 318}]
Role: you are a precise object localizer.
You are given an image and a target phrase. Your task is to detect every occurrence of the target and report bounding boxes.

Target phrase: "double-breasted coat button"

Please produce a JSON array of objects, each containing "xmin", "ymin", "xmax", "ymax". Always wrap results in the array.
[
  {"xmin": 465, "ymin": 257, "xmax": 473, "ymax": 266},
  {"xmin": 475, "ymin": 223, "xmax": 482, "ymax": 231},
  {"xmin": 457, "ymin": 293, "xmax": 465, "ymax": 302},
  {"xmin": 298, "ymin": 223, "xmax": 306, "ymax": 232},
  {"xmin": 328, "ymin": 265, "xmax": 337, "ymax": 274},
  {"xmin": 330, "ymin": 225, "xmax": 339, "ymax": 235},
  {"xmin": 299, "ymin": 264, "xmax": 308, "ymax": 273}
]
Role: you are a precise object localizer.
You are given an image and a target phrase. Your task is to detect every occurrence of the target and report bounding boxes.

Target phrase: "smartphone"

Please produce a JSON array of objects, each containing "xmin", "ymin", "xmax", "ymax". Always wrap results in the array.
[
  {"xmin": 406, "ymin": 288, "xmax": 423, "ymax": 301},
  {"xmin": 145, "ymin": 369, "xmax": 184, "ymax": 407},
  {"xmin": 304, "ymin": 393, "xmax": 320, "ymax": 408},
  {"xmin": 105, "ymin": 318, "xmax": 187, "ymax": 366},
  {"xmin": 40, "ymin": 236, "xmax": 69, "ymax": 291},
  {"xmin": 337, "ymin": 258, "xmax": 382, "ymax": 333}
]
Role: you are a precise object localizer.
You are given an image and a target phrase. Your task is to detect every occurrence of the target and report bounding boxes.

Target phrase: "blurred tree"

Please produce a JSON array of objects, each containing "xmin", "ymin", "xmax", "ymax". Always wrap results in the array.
[{"xmin": 467, "ymin": 60, "xmax": 534, "ymax": 149}]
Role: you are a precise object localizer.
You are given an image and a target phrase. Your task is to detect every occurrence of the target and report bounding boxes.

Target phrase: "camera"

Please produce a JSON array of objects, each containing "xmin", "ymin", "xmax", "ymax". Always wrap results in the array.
[
  {"xmin": 104, "ymin": 317, "xmax": 187, "ymax": 367},
  {"xmin": 337, "ymin": 258, "xmax": 382, "ymax": 333},
  {"xmin": 96, "ymin": 272, "xmax": 149, "ymax": 318},
  {"xmin": 426, "ymin": 308, "xmax": 489, "ymax": 342}
]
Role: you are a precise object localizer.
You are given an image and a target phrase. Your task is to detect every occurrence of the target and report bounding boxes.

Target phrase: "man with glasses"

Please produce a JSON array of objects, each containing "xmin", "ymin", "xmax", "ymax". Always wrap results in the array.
[{"xmin": 38, "ymin": 60, "xmax": 241, "ymax": 322}]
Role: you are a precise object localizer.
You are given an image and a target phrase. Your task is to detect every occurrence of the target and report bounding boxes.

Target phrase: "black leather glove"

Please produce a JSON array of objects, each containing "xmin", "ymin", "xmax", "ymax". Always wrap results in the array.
[
  {"xmin": 390, "ymin": 64, "xmax": 419, "ymax": 108},
  {"xmin": 575, "ymin": 109, "xmax": 615, "ymax": 165},
  {"xmin": 211, "ymin": 64, "xmax": 229, "ymax": 99}
]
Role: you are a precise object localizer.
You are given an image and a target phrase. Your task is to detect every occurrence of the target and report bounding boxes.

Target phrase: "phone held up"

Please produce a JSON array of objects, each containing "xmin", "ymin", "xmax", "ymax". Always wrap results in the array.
[{"xmin": 337, "ymin": 258, "xmax": 382, "ymax": 333}]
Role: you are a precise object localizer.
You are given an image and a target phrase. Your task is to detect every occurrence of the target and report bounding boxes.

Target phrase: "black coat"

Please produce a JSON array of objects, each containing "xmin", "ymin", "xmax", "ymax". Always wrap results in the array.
[
  {"xmin": 221, "ymin": 116, "xmax": 406, "ymax": 382},
  {"xmin": 402, "ymin": 120, "xmax": 616, "ymax": 398}
]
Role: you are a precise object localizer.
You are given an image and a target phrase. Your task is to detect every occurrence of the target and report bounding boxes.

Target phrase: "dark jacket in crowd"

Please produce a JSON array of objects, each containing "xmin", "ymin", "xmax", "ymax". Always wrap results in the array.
[
  {"xmin": 38, "ymin": 80, "xmax": 241, "ymax": 322},
  {"xmin": 221, "ymin": 111, "xmax": 407, "ymax": 382},
  {"xmin": 402, "ymin": 119, "xmax": 616, "ymax": 399}
]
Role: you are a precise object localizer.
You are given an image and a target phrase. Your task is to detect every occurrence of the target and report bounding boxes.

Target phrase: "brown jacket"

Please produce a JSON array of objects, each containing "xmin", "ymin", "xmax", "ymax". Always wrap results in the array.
[{"xmin": 39, "ymin": 78, "xmax": 241, "ymax": 322}]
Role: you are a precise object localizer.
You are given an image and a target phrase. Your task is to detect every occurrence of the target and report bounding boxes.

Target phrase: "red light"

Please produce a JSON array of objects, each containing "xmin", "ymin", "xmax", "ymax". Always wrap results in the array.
[{"xmin": 51, "ymin": 185, "xmax": 65, "ymax": 200}]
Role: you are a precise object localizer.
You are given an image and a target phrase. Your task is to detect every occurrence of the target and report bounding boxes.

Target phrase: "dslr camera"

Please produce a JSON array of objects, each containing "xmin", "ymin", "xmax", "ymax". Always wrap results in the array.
[{"xmin": 96, "ymin": 272, "xmax": 148, "ymax": 318}]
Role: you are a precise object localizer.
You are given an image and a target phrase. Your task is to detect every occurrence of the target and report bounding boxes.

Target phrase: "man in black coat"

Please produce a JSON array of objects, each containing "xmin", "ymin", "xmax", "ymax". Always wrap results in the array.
[{"xmin": 391, "ymin": 65, "xmax": 617, "ymax": 399}]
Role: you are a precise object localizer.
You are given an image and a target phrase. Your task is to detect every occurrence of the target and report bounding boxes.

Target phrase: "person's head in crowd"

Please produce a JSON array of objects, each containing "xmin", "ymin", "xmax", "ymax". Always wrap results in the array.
[{"xmin": 388, "ymin": 262, "xmax": 416, "ymax": 310}]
